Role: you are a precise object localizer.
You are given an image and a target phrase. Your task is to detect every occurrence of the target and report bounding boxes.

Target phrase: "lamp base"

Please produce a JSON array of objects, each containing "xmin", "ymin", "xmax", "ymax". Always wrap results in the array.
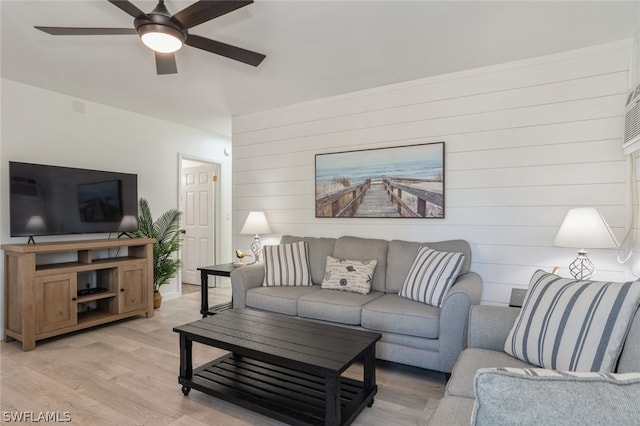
[
  {"xmin": 569, "ymin": 250, "xmax": 594, "ymax": 280},
  {"xmin": 250, "ymin": 235, "xmax": 262, "ymax": 263}
]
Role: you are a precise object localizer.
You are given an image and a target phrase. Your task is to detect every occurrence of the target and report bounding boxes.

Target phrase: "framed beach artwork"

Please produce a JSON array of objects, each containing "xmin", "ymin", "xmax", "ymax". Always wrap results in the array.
[{"xmin": 315, "ymin": 142, "xmax": 445, "ymax": 218}]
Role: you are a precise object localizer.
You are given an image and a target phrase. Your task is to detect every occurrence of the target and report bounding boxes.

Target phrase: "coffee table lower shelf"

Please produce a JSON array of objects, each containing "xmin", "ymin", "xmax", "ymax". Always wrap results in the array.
[{"xmin": 179, "ymin": 353, "xmax": 376, "ymax": 426}]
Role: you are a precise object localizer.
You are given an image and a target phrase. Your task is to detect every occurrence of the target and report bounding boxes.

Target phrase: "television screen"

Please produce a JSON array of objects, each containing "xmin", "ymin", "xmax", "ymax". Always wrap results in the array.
[
  {"xmin": 9, "ymin": 162, "xmax": 138, "ymax": 238},
  {"xmin": 77, "ymin": 180, "xmax": 123, "ymax": 222}
]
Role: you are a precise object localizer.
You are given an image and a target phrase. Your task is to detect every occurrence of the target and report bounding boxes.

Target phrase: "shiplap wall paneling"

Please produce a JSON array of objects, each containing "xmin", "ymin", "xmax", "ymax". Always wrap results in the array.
[{"xmin": 233, "ymin": 41, "xmax": 632, "ymax": 305}]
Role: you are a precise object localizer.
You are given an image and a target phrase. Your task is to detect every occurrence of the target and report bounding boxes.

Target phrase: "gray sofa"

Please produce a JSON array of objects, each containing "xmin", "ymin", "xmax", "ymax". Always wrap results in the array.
[
  {"xmin": 428, "ymin": 304, "xmax": 640, "ymax": 425},
  {"xmin": 231, "ymin": 235, "xmax": 483, "ymax": 373}
]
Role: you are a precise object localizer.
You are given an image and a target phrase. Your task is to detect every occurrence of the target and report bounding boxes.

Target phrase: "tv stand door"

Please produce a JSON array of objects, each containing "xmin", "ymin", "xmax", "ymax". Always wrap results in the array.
[
  {"xmin": 35, "ymin": 273, "xmax": 78, "ymax": 334},
  {"xmin": 118, "ymin": 262, "xmax": 148, "ymax": 314}
]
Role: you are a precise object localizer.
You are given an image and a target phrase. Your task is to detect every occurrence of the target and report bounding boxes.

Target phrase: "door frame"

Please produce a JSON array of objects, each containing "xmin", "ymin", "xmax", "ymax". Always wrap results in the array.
[{"xmin": 178, "ymin": 154, "xmax": 222, "ymax": 294}]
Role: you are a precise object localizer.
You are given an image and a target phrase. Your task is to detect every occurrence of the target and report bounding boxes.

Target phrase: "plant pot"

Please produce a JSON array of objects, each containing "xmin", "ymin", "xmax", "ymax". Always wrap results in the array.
[{"xmin": 153, "ymin": 291, "xmax": 162, "ymax": 309}]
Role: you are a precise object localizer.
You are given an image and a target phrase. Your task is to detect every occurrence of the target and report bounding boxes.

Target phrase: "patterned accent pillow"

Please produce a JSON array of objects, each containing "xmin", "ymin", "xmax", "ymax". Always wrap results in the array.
[
  {"xmin": 504, "ymin": 270, "xmax": 640, "ymax": 372},
  {"xmin": 398, "ymin": 247, "xmax": 465, "ymax": 307},
  {"xmin": 321, "ymin": 256, "xmax": 377, "ymax": 294},
  {"xmin": 472, "ymin": 367, "xmax": 640, "ymax": 426},
  {"xmin": 262, "ymin": 241, "xmax": 312, "ymax": 287}
]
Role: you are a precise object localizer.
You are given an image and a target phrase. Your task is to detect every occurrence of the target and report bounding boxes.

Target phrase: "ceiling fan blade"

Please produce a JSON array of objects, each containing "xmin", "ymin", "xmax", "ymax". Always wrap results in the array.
[
  {"xmin": 155, "ymin": 52, "xmax": 178, "ymax": 75},
  {"xmin": 108, "ymin": 0, "xmax": 149, "ymax": 19},
  {"xmin": 35, "ymin": 26, "xmax": 137, "ymax": 35},
  {"xmin": 185, "ymin": 34, "xmax": 265, "ymax": 66},
  {"xmin": 172, "ymin": 1, "xmax": 253, "ymax": 29}
]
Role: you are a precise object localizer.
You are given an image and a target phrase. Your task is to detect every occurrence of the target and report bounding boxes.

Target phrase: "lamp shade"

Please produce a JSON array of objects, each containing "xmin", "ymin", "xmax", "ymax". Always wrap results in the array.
[
  {"xmin": 25, "ymin": 215, "xmax": 46, "ymax": 233},
  {"xmin": 554, "ymin": 208, "xmax": 619, "ymax": 249},
  {"xmin": 240, "ymin": 211, "xmax": 272, "ymax": 235},
  {"xmin": 118, "ymin": 215, "xmax": 138, "ymax": 232}
]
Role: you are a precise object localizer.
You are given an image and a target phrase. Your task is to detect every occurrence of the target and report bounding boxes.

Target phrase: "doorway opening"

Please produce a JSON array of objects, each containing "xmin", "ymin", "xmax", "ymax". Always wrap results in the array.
[{"xmin": 179, "ymin": 156, "xmax": 222, "ymax": 295}]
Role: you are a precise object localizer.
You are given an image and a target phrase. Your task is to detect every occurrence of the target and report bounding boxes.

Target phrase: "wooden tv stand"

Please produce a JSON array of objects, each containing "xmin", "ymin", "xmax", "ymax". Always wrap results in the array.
[{"xmin": 2, "ymin": 238, "xmax": 155, "ymax": 351}]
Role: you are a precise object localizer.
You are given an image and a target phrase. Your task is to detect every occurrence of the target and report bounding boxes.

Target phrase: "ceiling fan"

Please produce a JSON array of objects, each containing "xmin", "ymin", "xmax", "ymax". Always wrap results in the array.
[{"xmin": 35, "ymin": 0, "xmax": 266, "ymax": 75}]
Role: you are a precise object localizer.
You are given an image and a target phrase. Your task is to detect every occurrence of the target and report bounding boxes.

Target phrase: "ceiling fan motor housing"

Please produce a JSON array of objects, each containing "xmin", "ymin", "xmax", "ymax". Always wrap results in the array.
[{"xmin": 135, "ymin": 12, "xmax": 187, "ymax": 46}]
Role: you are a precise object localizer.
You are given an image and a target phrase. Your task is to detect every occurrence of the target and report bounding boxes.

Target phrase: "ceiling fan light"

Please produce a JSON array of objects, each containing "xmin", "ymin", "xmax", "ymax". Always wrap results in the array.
[{"xmin": 139, "ymin": 25, "xmax": 184, "ymax": 53}]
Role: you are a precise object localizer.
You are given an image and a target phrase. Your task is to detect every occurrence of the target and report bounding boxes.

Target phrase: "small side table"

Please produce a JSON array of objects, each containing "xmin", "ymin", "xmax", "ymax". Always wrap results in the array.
[
  {"xmin": 509, "ymin": 288, "xmax": 527, "ymax": 308},
  {"xmin": 197, "ymin": 263, "xmax": 235, "ymax": 317}
]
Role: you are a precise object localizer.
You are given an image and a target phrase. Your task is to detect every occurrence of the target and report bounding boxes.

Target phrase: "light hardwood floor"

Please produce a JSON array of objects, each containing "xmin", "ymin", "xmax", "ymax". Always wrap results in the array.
[{"xmin": 1, "ymin": 287, "xmax": 445, "ymax": 425}]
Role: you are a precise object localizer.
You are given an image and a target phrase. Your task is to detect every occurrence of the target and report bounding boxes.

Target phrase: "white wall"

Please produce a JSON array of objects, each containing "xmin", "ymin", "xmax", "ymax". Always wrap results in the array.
[
  {"xmin": 232, "ymin": 40, "xmax": 633, "ymax": 305},
  {"xmin": 0, "ymin": 78, "xmax": 233, "ymax": 337}
]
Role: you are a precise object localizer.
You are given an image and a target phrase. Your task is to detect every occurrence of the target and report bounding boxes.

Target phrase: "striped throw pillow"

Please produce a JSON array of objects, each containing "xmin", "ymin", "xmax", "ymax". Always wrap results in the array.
[
  {"xmin": 398, "ymin": 247, "xmax": 465, "ymax": 307},
  {"xmin": 262, "ymin": 241, "xmax": 312, "ymax": 287},
  {"xmin": 504, "ymin": 270, "xmax": 640, "ymax": 372}
]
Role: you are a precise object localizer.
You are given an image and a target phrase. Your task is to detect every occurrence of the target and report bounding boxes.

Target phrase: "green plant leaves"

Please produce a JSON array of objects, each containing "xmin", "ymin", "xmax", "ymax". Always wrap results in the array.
[{"xmin": 134, "ymin": 197, "xmax": 183, "ymax": 290}]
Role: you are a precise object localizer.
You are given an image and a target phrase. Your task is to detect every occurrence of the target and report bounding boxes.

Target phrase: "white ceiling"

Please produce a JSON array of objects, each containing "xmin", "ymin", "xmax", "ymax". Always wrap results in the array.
[{"xmin": 2, "ymin": 1, "xmax": 639, "ymax": 138}]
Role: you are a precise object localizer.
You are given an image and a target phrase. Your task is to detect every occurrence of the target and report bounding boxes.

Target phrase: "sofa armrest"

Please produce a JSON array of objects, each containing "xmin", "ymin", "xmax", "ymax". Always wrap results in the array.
[
  {"xmin": 230, "ymin": 263, "xmax": 264, "ymax": 309},
  {"xmin": 468, "ymin": 305, "xmax": 521, "ymax": 351},
  {"xmin": 447, "ymin": 271, "xmax": 483, "ymax": 305},
  {"xmin": 438, "ymin": 271, "xmax": 483, "ymax": 372}
]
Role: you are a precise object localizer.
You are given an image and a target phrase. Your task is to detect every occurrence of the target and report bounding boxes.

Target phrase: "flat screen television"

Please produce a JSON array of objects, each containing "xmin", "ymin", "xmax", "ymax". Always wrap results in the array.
[{"xmin": 9, "ymin": 161, "xmax": 139, "ymax": 239}]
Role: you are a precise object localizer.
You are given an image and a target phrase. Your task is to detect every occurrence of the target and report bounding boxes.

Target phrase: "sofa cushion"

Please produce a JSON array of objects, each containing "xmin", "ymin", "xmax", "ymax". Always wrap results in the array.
[
  {"xmin": 280, "ymin": 236, "xmax": 336, "ymax": 284},
  {"xmin": 472, "ymin": 368, "xmax": 640, "ymax": 426},
  {"xmin": 246, "ymin": 286, "xmax": 321, "ymax": 316},
  {"xmin": 385, "ymin": 239, "xmax": 472, "ymax": 293},
  {"xmin": 361, "ymin": 294, "xmax": 440, "ymax": 338},
  {"xmin": 447, "ymin": 348, "xmax": 533, "ymax": 399},
  {"xmin": 504, "ymin": 269, "xmax": 640, "ymax": 372},
  {"xmin": 398, "ymin": 247, "xmax": 464, "ymax": 307},
  {"xmin": 377, "ymin": 329, "xmax": 440, "ymax": 351},
  {"xmin": 262, "ymin": 241, "xmax": 312, "ymax": 287},
  {"xmin": 297, "ymin": 289, "xmax": 384, "ymax": 325},
  {"xmin": 321, "ymin": 256, "xmax": 377, "ymax": 294},
  {"xmin": 333, "ymin": 236, "xmax": 388, "ymax": 292}
]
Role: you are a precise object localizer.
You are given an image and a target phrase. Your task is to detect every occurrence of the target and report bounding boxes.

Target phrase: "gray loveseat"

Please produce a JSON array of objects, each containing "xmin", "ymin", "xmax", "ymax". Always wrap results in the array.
[
  {"xmin": 428, "ymin": 301, "xmax": 640, "ymax": 424},
  {"xmin": 231, "ymin": 235, "xmax": 483, "ymax": 373}
]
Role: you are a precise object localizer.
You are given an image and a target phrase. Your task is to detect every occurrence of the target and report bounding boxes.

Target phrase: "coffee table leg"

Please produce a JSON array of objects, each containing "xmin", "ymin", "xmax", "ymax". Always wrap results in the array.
[
  {"xmin": 363, "ymin": 344, "xmax": 376, "ymax": 407},
  {"xmin": 325, "ymin": 371, "xmax": 341, "ymax": 425},
  {"xmin": 179, "ymin": 333, "xmax": 193, "ymax": 396}
]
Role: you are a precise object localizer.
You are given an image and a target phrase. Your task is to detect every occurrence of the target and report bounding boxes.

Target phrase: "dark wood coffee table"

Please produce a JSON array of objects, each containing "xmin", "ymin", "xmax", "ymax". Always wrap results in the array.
[{"xmin": 173, "ymin": 309, "xmax": 381, "ymax": 426}]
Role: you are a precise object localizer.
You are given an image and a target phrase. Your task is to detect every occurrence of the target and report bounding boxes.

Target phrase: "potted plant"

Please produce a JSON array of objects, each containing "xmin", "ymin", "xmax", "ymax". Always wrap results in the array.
[{"xmin": 134, "ymin": 197, "xmax": 183, "ymax": 308}]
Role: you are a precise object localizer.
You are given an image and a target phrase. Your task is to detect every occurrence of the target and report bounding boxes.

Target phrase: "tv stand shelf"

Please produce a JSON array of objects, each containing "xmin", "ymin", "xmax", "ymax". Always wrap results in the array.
[
  {"xmin": 77, "ymin": 291, "xmax": 117, "ymax": 303},
  {"xmin": 34, "ymin": 256, "xmax": 145, "ymax": 274},
  {"xmin": 2, "ymin": 238, "xmax": 155, "ymax": 351}
]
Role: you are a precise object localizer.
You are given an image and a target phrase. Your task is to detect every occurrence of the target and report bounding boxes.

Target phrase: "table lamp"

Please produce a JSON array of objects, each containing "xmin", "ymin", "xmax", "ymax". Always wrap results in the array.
[
  {"xmin": 240, "ymin": 211, "xmax": 272, "ymax": 263},
  {"xmin": 553, "ymin": 207, "xmax": 618, "ymax": 280},
  {"xmin": 118, "ymin": 215, "xmax": 138, "ymax": 239}
]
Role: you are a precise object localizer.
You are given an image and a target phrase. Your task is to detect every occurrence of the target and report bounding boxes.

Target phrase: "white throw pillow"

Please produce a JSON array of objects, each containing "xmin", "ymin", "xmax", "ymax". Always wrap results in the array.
[
  {"xmin": 321, "ymin": 256, "xmax": 377, "ymax": 294},
  {"xmin": 398, "ymin": 247, "xmax": 464, "ymax": 307},
  {"xmin": 262, "ymin": 241, "xmax": 312, "ymax": 287},
  {"xmin": 504, "ymin": 269, "xmax": 640, "ymax": 372}
]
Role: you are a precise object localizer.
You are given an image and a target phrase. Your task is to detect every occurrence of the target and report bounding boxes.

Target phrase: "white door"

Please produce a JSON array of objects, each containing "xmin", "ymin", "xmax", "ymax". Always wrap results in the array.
[{"xmin": 181, "ymin": 164, "xmax": 215, "ymax": 285}]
